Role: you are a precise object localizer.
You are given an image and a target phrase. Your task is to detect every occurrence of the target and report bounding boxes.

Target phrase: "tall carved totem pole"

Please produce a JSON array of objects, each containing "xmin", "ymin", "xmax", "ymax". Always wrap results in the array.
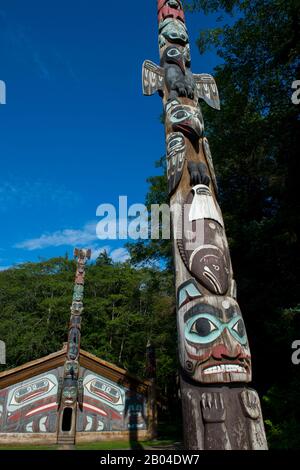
[
  {"xmin": 57, "ymin": 248, "xmax": 91, "ymax": 446},
  {"xmin": 143, "ymin": 1, "xmax": 268, "ymax": 450}
]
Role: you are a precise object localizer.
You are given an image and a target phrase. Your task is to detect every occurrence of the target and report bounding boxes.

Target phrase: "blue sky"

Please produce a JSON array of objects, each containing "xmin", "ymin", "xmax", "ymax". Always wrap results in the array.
[{"xmin": 0, "ymin": 0, "xmax": 225, "ymax": 269}]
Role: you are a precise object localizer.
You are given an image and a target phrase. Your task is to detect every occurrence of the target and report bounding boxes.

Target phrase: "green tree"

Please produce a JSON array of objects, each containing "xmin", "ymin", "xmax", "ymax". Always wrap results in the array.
[
  {"xmin": 185, "ymin": 0, "xmax": 300, "ymax": 448},
  {"xmin": 0, "ymin": 258, "xmax": 177, "ymax": 417},
  {"xmin": 95, "ymin": 250, "xmax": 113, "ymax": 266},
  {"xmin": 126, "ymin": 0, "xmax": 300, "ymax": 447}
]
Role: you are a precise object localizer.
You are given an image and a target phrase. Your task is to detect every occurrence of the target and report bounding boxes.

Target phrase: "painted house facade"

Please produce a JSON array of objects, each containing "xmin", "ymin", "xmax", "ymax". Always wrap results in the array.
[{"xmin": 0, "ymin": 346, "xmax": 154, "ymax": 445}]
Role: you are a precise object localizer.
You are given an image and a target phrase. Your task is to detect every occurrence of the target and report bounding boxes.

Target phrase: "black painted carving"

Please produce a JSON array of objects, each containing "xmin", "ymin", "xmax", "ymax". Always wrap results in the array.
[
  {"xmin": 166, "ymin": 132, "xmax": 186, "ymax": 194},
  {"xmin": 178, "ymin": 186, "xmax": 230, "ymax": 295},
  {"xmin": 188, "ymin": 161, "xmax": 210, "ymax": 187},
  {"xmin": 161, "ymin": 46, "xmax": 195, "ymax": 100},
  {"xmin": 142, "ymin": 62, "xmax": 220, "ymax": 110}
]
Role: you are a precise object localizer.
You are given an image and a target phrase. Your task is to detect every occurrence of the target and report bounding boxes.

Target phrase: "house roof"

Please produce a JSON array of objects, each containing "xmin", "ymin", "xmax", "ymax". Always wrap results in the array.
[{"xmin": 0, "ymin": 346, "xmax": 151, "ymax": 394}]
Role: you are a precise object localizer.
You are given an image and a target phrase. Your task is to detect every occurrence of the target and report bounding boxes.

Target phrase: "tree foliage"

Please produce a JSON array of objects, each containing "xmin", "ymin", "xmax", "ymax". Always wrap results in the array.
[
  {"xmin": 184, "ymin": 0, "xmax": 300, "ymax": 448},
  {"xmin": 0, "ymin": 258, "xmax": 177, "ymax": 405},
  {"xmin": 132, "ymin": 0, "xmax": 300, "ymax": 448},
  {"xmin": 0, "ymin": 0, "xmax": 299, "ymax": 447}
]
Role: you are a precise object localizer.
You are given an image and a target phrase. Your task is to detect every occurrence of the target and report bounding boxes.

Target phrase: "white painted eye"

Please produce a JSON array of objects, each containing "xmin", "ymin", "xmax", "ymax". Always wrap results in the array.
[
  {"xmin": 168, "ymin": 48, "xmax": 180, "ymax": 57},
  {"xmin": 232, "ymin": 319, "xmax": 245, "ymax": 338},
  {"xmin": 171, "ymin": 110, "xmax": 189, "ymax": 122}
]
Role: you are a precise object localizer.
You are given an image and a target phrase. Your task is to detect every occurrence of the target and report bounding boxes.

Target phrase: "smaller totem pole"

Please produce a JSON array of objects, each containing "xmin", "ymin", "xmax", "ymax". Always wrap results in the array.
[{"xmin": 57, "ymin": 248, "xmax": 91, "ymax": 446}]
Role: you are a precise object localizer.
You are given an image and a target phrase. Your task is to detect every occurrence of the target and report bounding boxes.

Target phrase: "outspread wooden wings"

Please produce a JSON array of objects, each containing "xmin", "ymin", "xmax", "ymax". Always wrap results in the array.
[
  {"xmin": 193, "ymin": 74, "xmax": 221, "ymax": 110},
  {"xmin": 142, "ymin": 60, "xmax": 164, "ymax": 96},
  {"xmin": 142, "ymin": 61, "xmax": 220, "ymax": 110}
]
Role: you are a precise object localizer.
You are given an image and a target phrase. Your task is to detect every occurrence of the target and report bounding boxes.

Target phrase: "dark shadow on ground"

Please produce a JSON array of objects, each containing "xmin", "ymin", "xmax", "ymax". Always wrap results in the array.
[{"xmin": 124, "ymin": 381, "xmax": 147, "ymax": 450}]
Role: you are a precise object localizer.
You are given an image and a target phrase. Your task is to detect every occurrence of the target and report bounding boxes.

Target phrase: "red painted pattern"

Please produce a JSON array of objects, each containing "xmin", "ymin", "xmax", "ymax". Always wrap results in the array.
[
  {"xmin": 83, "ymin": 397, "xmax": 121, "ymax": 421},
  {"xmin": 83, "ymin": 403, "xmax": 107, "ymax": 417},
  {"xmin": 158, "ymin": 1, "xmax": 185, "ymax": 23}
]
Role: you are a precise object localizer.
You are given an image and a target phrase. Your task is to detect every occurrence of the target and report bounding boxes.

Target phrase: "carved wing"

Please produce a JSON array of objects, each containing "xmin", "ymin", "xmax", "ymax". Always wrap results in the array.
[
  {"xmin": 57, "ymin": 377, "xmax": 64, "ymax": 405},
  {"xmin": 193, "ymin": 74, "xmax": 220, "ymax": 110},
  {"xmin": 142, "ymin": 60, "xmax": 165, "ymax": 96},
  {"xmin": 77, "ymin": 377, "xmax": 84, "ymax": 409}
]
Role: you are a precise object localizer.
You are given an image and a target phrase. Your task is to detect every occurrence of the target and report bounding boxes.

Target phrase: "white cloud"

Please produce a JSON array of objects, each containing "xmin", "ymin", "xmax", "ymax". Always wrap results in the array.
[
  {"xmin": 110, "ymin": 248, "xmax": 130, "ymax": 263},
  {"xmin": 87, "ymin": 245, "xmax": 130, "ymax": 263},
  {"xmin": 14, "ymin": 223, "xmax": 131, "ymax": 264},
  {"xmin": 15, "ymin": 221, "xmax": 98, "ymax": 251}
]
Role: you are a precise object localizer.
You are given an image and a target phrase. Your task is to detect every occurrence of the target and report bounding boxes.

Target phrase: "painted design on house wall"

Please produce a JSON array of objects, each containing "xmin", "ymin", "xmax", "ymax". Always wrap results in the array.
[
  {"xmin": 0, "ymin": 367, "xmax": 149, "ymax": 435},
  {"xmin": 0, "ymin": 370, "xmax": 60, "ymax": 433},
  {"xmin": 77, "ymin": 370, "xmax": 147, "ymax": 432}
]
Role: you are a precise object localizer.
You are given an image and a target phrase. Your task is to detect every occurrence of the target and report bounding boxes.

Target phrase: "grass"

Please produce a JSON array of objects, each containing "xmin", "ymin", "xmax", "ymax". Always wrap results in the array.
[{"xmin": 0, "ymin": 438, "xmax": 179, "ymax": 451}]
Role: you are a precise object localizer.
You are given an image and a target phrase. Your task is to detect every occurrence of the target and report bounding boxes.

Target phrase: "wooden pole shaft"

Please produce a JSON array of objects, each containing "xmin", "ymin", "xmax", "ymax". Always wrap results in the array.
[{"xmin": 142, "ymin": 0, "xmax": 268, "ymax": 450}]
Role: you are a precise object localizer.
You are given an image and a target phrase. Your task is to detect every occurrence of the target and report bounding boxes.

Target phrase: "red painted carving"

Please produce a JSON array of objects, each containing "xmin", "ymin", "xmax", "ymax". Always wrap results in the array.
[{"xmin": 158, "ymin": 0, "xmax": 185, "ymax": 23}]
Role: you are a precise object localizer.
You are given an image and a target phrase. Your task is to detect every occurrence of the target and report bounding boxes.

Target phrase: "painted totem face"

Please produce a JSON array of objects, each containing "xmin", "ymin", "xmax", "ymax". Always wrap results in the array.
[
  {"xmin": 166, "ymin": 132, "xmax": 186, "ymax": 194},
  {"xmin": 158, "ymin": 0, "xmax": 185, "ymax": 23},
  {"xmin": 159, "ymin": 19, "xmax": 188, "ymax": 47},
  {"xmin": 162, "ymin": 46, "xmax": 186, "ymax": 72},
  {"xmin": 178, "ymin": 296, "xmax": 252, "ymax": 383},
  {"xmin": 71, "ymin": 301, "xmax": 83, "ymax": 316},
  {"xmin": 74, "ymin": 248, "xmax": 91, "ymax": 262},
  {"xmin": 75, "ymin": 265, "xmax": 85, "ymax": 285},
  {"xmin": 166, "ymin": 100, "xmax": 204, "ymax": 140},
  {"xmin": 73, "ymin": 284, "xmax": 84, "ymax": 302},
  {"xmin": 68, "ymin": 327, "xmax": 80, "ymax": 360},
  {"xmin": 64, "ymin": 361, "xmax": 79, "ymax": 379},
  {"xmin": 62, "ymin": 382, "xmax": 78, "ymax": 406}
]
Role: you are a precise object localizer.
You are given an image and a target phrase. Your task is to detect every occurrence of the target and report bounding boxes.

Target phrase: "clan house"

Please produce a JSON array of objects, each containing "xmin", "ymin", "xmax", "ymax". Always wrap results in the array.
[{"xmin": 0, "ymin": 250, "xmax": 155, "ymax": 446}]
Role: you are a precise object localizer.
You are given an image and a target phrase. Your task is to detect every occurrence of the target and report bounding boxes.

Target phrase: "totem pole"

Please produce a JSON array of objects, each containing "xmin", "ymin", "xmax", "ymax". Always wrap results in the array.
[
  {"xmin": 57, "ymin": 248, "xmax": 91, "ymax": 446},
  {"xmin": 142, "ymin": 1, "xmax": 268, "ymax": 450}
]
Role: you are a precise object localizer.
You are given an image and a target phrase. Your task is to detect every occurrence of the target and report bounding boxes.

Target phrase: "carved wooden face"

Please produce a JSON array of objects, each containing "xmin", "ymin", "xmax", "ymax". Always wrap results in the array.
[
  {"xmin": 158, "ymin": 1, "xmax": 185, "ymax": 24},
  {"xmin": 162, "ymin": 46, "xmax": 186, "ymax": 72},
  {"xmin": 73, "ymin": 284, "xmax": 84, "ymax": 302},
  {"xmin": 159, "ymin": 18, "xmax": 188, "ymax": 46},
  {"xmin": 62, "ymin": 379, "xmax": 78, "ymax": 406},
  {"xmin": 64, "ymin": 361, "xmax": 79, "ymax": 379},
  {"xmin": 68, "ymin": 328, "xmax": 80, "ymax": 361},
  {"xmin": 166, "ymin": 100, "xmax": 204, "ymax": 140},
  {"xmin": 71, "ymin": 301, "xmax": 83, "ymax": 316},
  {"xmin": 178, "ymin": 296, "xmax": 252, "ymax": 383}
]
